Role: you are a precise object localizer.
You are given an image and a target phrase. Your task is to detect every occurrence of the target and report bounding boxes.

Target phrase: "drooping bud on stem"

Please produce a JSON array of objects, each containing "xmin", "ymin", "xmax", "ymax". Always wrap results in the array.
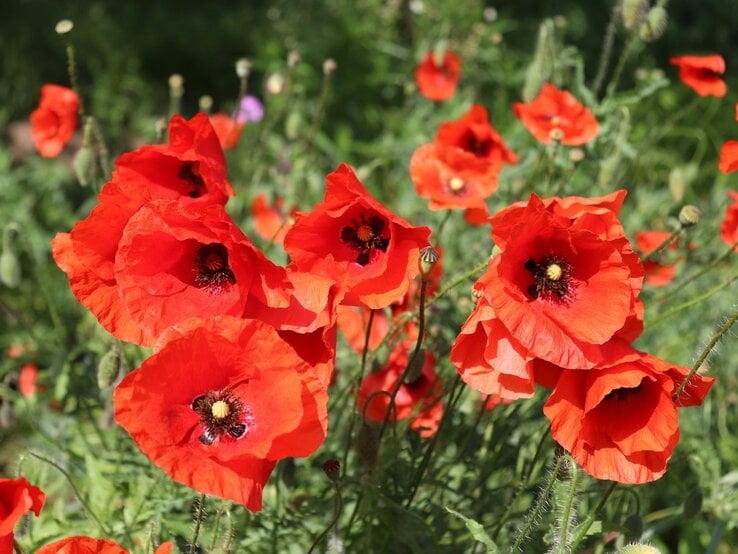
[
  {"xmin": 639, "ymin": 6, "xmax": 668, "ymax": 42},
  {"xmin": 679, "ymin": 205, "xmax": 701, "ymax": 227},
  {"xmin": 321, "ymin": 459, "xmax": 340, "ymax": 481}
]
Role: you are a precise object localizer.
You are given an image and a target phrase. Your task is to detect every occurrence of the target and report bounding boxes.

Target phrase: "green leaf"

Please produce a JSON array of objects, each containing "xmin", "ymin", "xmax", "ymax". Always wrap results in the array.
[{"xmin": 444, "ymin": 507, "xmax": 498, "ymax": 553}]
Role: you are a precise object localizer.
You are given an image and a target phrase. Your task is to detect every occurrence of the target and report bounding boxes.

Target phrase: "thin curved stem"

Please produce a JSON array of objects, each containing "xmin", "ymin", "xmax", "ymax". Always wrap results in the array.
[
  {"xmin": 189, "ymin": 493, "xmax": 206, "ymax": 554},
  {"xmin": 307, "ymin": 483, "xmax": 343, "ymax": 554},
  {"xmin": 571, "ymin": 481, "xmax": 617, "ymax": 548}
]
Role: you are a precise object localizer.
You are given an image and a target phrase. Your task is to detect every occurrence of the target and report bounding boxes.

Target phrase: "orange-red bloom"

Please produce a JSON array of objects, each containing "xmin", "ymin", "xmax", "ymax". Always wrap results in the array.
[
  {"xmin": 37, "ymin": 536, "xmax": 128, "ymax": 553},
  {"xmin": 410, "ymin": 105, "xmax": 518, "ymax": 220},
  {"xmin": 719, "ymin": 141, "xmax": 738, "ymax": 174},
  {"xmin": 19, "ymin": 363, "xmax": 39, "ymax": 397},
  {"xmin": 415, "ymin": 50, "xmax": 461, "ymax": 101},
  {"xmin": 114, "ymin": 317, "xmax": 330, "ymax": 511},
  {"xmin": 336, "ymin": 306, "xmax": 389, "ymax": 353},
  {"xmin": 721, "ymin": 191, "xmax": 738, "ymax": 250},
  {"xmin": 0, "ymin": 477, "xmax": 45, "ymax": 552},
  {"xmin": 544, "ymin": 348, "xmax": 714, "ymax": 483},
  {"xmin": 30, "ymin": 84, "xmax": 79, "ymax": 157},
  {"xmin": 251, "ymin": 194, "xmax": 296, "ymax": 245},
  {"xmin": 513, "ymin": 83, "xmax": 599, "ymax": 146},
  {"xmin": 358, "ymin": 340, "xmax": 443, "ymax": 438},
  {"xmin": 635, "ymin": 230, "xmax": 679, "ymax": 287},
  {"xmin": 284, "ymin": 163, "xmax": 431, "ymax": 309},
  {"xmin": 669, "ymin": 55, "xmax": 727, "ymax": 97},
  {"xmin": 451, "ymin": 192, "xmax": 644, "ymax": 399},
  {"xmin": 209, "ymin": 112, "xmax": 244, "ymax": 150}
]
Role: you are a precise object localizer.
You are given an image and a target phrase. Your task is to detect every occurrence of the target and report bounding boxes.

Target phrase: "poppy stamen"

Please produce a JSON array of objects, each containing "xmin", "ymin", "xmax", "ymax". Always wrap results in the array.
[
  {"xmin": 340, "ymin": 214, "xmax": 390, "ymax": 266},
  {"xmin": 193, "ymin": 243, "xmax": 236, "ymax": 295},
  {"xmin": 178, "ymin": 161, "xmax": 206, "ymax": 198},
  {"xmin": 524, "ymin": 254, "xmax": 573, "ymax": 301},
  {"xmin": 190, "ymin": 389, "xmax": 253, "ymax": 446}
]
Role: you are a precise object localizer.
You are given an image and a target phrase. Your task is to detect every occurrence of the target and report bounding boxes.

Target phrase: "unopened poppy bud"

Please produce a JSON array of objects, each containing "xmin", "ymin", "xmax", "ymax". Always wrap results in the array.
[
  {"xmin": 682, "ymin": 489, "xmax": 703, "ymax": 519},
  {"xmin": 287, "ymin": 50, "xmax": 301, "ymax": 67},
  {"xmin": 356, "ymin": 422, "xmax": 379, "ymax": 469},
  {"xmin": 618, "ymin": 545, "xmax": 662, "ymax": 554},
  {"xmin": 265, "ymin": 72, "xmax": 286, "ymax": 95},
  {"xmin": 73, "ymin": 144, "xmax": 95, "ymax": 187},
  {"xmin": 55, "ymin": 19, "xmax": 74, "ymax": 35},
  {"xmin": 679, "ymin": 205, "xmax": 701, "ymax": 227},
  {"xmin": 198, "ymin": 95, "xmax": 213, "ymax": 113},
  {"xmin": 639, "ymin": 6, "xmax": 668, "ymax": 42},
  {"xmin": 622, "ymin": 0, "xmax": 649, "ymax": 29},
  {"xmin": 0, "ymin": 250, "xmax": 20, "ymax": 288},
  {"xmin": 168, "ymin": 74, "xmax": 184, "ymax": 97},
  {"xmin": 549, "ymin": 127, "xmax": 564, "ymax": 142},
  {"xmin": 418, "ymin": 246, "xmax": 439, "ymax": 276},
  {"xmin": 97, "ymin": 348, "xmax": 121, "ymax": 389},
  {"xmin": 569, "ymin": 148, "xmax": 585, "ymax": 162},
  {"xmin": 235, "ymin": 58, "xmax": 251, "ymax": 78},
  {"xmin": 404, "ymin": 349, "xmax": 426, "ymax": 384},
  {"xmin": 321, "ymin": 459, "xmax": 340, "ymax": 481},
  {"xmin": 323, "ymin": 58, "xmax": 337, "ymax": 76}
]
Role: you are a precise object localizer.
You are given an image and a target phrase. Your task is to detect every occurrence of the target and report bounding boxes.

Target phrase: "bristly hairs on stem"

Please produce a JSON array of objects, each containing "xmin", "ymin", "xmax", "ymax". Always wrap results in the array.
[
  {"xmin": 188, "ymin": 493, "xmax": 207, "ymax": 554},
  {"xmin": 549, "ymin": 455, "xmax": 579, "ymax": 554}
]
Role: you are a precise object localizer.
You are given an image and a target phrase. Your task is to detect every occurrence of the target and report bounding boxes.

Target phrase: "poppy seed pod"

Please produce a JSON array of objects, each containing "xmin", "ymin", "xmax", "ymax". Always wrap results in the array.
[
  {"xmin": 419, "ymin": 246, "xmax": 439, "ymax": 277},
  {"xmin": 55, "ymin": 19, "xmax": 74, "ymax": 35}
]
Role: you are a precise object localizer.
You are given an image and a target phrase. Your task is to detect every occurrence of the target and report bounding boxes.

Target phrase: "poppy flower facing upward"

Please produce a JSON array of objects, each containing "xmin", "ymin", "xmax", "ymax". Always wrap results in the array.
[
  {"xmin": 669, "ymin": 55, "xmax": 727, "ymax": 97},
  {"xmin": 284, "ymin": 163, "xmax": 431, "ymax": 309},
  {"xmin": 513, "ymin": 83, "xmax": 599, "ymax": 146},
  {"xmin": 358, "ymin": 340, "xmax": 443, "ymax": 438},
  {"xmin": 114, "ymin": 317, "xmax": 330, "ymax": 511},
  {"xmin": 451, "ymin": 192, "xmax": 644, "ymax": 399},
  {"xmin": 410, "ymin": 104, "xmax": 518, "ymax": 220},
  {"xmin": 719, "ymin": 191, "xmax": 738, "ymax": 249},
  {"xmin": 0, "ymin": 477, "xmax": 45, "ymax": 552},
  {"xmin": 544, "ymin": 347, "xmax": 714, "ymax": 484},
  {"xmin": 30, "ymin": 84, "xmax": 79, "ymax": 158},
  {"xmin": 415, "ymin": 50, "xmax": 461, "ymax": 101}
]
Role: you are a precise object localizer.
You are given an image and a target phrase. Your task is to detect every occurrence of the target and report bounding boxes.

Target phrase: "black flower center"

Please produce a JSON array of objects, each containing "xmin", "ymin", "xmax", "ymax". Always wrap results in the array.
[
  {"xmin": 460, "ymin": 131, "xmax": 492, "ymax": 157},
  {"xmin": 179, "ymin": 161, "xmax": 206, "ymax": 198},
  {"xmin": 524, "ymin": 254, "xmax": 573, "ymax": 300},
  {"xmin": 193, "ymin": 243, "xmax": 236, "ymax": 295},
  {"xmin": 603, "ymin": 384, "xmax": 643, "ymax": 403},
  {"xmin": 340, "ymin": 214, "xmax": 390, "ymax": 266},
  {"xmin": 191, "ymin": 389, "xmax": 253, "ymax": 446}
]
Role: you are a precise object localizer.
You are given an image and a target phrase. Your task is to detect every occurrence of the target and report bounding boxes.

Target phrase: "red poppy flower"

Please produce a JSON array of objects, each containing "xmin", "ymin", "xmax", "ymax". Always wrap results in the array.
[
  {"xmin": 114, "ymin": 113, "xmax": 234, "ymax": 205},
  {"xmin": 251, "ymin": 194, "xmax": 296, "ymax": 245},
  {"xmin": 543, "ymin": 348, "xmax": 714, "ymax": 484},
  {"xmin": 513, "ymin": 83, "xmax": 599, "ymax": 146},
  {"xmin": 357, "ymin": 340, "xmax": 442, "ymax": 437},
  {"xmin": 337, "ymin": 306, "xmax": 389, "ymax": 353},
  {"xmin": 415, "ymin": 50, "xmax": 461, "ymax": 101},
  {"xmin": 720, "ymin": 191, "xmax": 738, "ymax": 250},
  {"xmin": 719, "ymin": 141, "xmax": 738, "ymax": 174},
  {"xmin": 209, "ymin": 112, "xmax": 244, "ymax": 150},
  {"xmin": 669, "ymin": 55, "xmax": 727, "ymax": 97},
  {"xmin": 30, "ymin": 84, "xmax": 79, "ymax": 158},
  {"xmin": 36, "ymin": 536, "xmax": 128, "ymax": 554},
  {"xmin": 452, "ymin": 192, "xmax": 644, "ymax": 398},
  {"xmin": 113, "ymin": 200, "xmax": 291, "ymax": 342},
  {"xmin": 114, "ymin": 317, "xmax": 330, "ymax": 511},
  {"xmin": 283, "ymin": 163, "xmax": 431, "ymax": 309},
  {"xmin": 410, "ymin": 105, "xmax": 518, "ymax": 220},
  {"xmin": 635, "ymin": 230, "xmax": 679, "ymax": 287},
  {"xmin": 19, "ymin": 363, "xmax": 39, "ymax": 397},
  {"xmin": 0, "ymin": 477, "xmax": 45, "ymax": 552}
]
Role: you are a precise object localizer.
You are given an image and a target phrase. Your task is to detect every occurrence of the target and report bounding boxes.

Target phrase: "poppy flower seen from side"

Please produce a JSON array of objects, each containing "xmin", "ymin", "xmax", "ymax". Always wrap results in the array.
[
  {"xmin": 30, "ymin": 84, "xmax": 79, "ymax": 158},
  {"xmin": 114, "ymin": 317, "xmax": 330, "ymax": 511},
  {"xmin": 0, "ymin": 477, "xmax": 45, "ymax": 552},
  {"xmin": 36, "ymin": 537, "xmax": 129, "ymax": 554},
  {"xmin": 719, "ymin": 141, "xmax": 738, "ymax": 174},
  {"xmin": 415, "ymin": 50, "xmax": 461, "ymax": 101},
  {"xmin": 543, "ymin": 348, "xmax": 714, "ymax": 484},
  {"xmin": 513, "ymin": 83, "xmax": 599, "ymax": 146},
  {"xmin": 720, "ymin": 191, "xmax": 738, "ymax": 250},
  {"xmin": 669, "ymin": 55, "xmax": 727, "ymax": 97},
  {"xmin": 251, "ymin": 194, "xmax": 296, "ymax": 245},
  {"xmin": 283, "ymin": 163, "xmax": 431, "ymax": 309},
  {"xmin": 209, "ymin": 112, "xmax": 244, "ymax": 150},
  {"xmin": 357, "ymin": 340, "xmax": 443, "ymax": 438},
  {"xmin": 410, "ymin": 105, "xmax": 518, "ymax": 221},
  {"xmin": 635, "ymin": 230, "xmax": 679, "ymax": 287}
]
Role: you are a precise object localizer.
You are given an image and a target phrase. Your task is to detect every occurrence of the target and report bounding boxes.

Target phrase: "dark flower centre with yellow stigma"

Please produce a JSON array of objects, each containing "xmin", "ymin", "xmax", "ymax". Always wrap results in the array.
[
  {"xmin": 193, "ymin": 243, "xmax": 236, "ymax": 294},
  {"xmin": 191, "ymin": 389, "xmax": 253, "ymax": 446},
  {"xmin": 460, "ymin": 131, "xmax": 493, "ymax": 157},
  {"xmin": 603, "ymin": 384, "xmax": 643, "ymax": 403},
  {"xmin": 524, "ymin": 254, "xmax": 573, "ymax": 300},
  {"xmin": 178, "ymin": 161, "xmax": 206, "ymax": 198},
  {"xmin": 340, "ymin": 214, "xmax": 390, "ymax": 266}
]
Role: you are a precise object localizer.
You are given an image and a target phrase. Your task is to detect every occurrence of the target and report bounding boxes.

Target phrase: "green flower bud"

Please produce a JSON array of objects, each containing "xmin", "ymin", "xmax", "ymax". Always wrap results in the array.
[
  {"xmin": 73, "ymin": 144, "xmax": 95, "ymax": 187},
  {"xmin": 639, "ymin": 6, "xmax": 668, "ymax": 42},
  {"xmin": 0, "ymin": 250, "xmax": 20, "ymax": 288},
  {"xmin": 618, "ymin": 544, "xmax": 662, "ymax": 554},
  {"xmin": 622, "ymin": 0, "xmax": 649, "ymax": 30},
  {"xmin": 97, "ymin": 348, "xmax": 122, "ymax": 389},
  {"xmin": 679, "ymin": 205, "xmax": 701, "ymax": 227}
]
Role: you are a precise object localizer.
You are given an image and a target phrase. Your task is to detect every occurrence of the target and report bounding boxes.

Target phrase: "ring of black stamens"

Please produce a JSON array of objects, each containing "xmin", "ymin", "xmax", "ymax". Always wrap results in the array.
[
  {"xmin": 340, "ymin": 214, "xmax": 390, "ymax": 266},
  {"xmin": 193, "ymin": 243, "xmax": 236, "ymax": 295},
  {"xmin": 523, "ymin": 254, "xmax": 573, "ymax": 300},
  {"xmin": 190, "ymin": 389, "xmax": 247, "ymax": 446},
  {"xmin": 460, "ymin": 131, "xmax": 493, "ymax": 158},
  {"xmin": 178, "ymin": 161, "xmax": 206, "ymax": 198},
  {"xmin": 603, "ymin": 384, "xmax": 643, "ymax": 402}
]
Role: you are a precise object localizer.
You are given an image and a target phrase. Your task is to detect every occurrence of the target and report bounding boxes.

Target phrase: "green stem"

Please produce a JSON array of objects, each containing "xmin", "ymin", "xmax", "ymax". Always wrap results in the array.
[
  {"xmin": 642, "ymin": 226, "xmax": 681, "ymax": 262},
  {"xmin": 570, "ymin": 481, "xmax": 618, "ymax": 548},
  {"xmin": 14, "ymin": 540, "xmax": 23, "ymax": 554},
  {"xmin": 189, "ymin": 493, "xmax": 206, "ymax": 554},
  {"xmin": 63, "ymin": 35, "xmax": 85, "ymax": 117},
  {"xmin": 649, "ymin": 277, "xmax": 736, "ymax": 326},
  {"xmin": 558, "ymin": 456, "xmax": 579, "ymax": 552},
  {"xmin": 25, "ymin": 451, "xmax": 109, "ymax": 533},
  {"xmin": 605, "ymin": 35, "xmax": 639, "ymax": 101},
  {"xmin": 429, "ymin": 259, "xmax": 489, "ymax": 305},
  {"xmin": 675, "ymin": 305, "xmax": 738, "ymax": 400},
  {"xmin": 307, "ymin": 483, "xmax": 343, "ymax": 554},
  {"xmin": 655, "ymin": 241, "xmax": 737, "ymax": 302},
  {"xmin": 591, "ymin": 3, "xmax": 622, "ymax": 98},
  {"xmin": 510, "ymin": 456, "xmax": 566, "ymax": 552}
]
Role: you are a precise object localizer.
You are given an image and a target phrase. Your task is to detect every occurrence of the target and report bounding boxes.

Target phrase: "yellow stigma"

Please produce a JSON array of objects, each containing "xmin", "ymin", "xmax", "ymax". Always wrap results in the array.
[
  {"xmin": 356, "ymin": 224, "xmax": 373, "ymax": 242},
  {"xmin": 449, "ymin": 177, "xmax": 465, "ymax": 192},
  {"xmin": 546, "ymin": 263, "xmax": 563, "ymax": 281},
  {"xmin": 211, "ymin": 400, "xmax": 230, "ymax": 419},
  {"xmin": 550, "ymin": 115, "xmax": 561, "ymax": 126}
]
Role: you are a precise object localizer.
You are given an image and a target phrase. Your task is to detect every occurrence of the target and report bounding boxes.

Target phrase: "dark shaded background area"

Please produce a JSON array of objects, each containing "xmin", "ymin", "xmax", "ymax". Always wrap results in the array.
[{"xmin": 2, "ymin": 0, "xmax": 736, "ymax": 145}]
